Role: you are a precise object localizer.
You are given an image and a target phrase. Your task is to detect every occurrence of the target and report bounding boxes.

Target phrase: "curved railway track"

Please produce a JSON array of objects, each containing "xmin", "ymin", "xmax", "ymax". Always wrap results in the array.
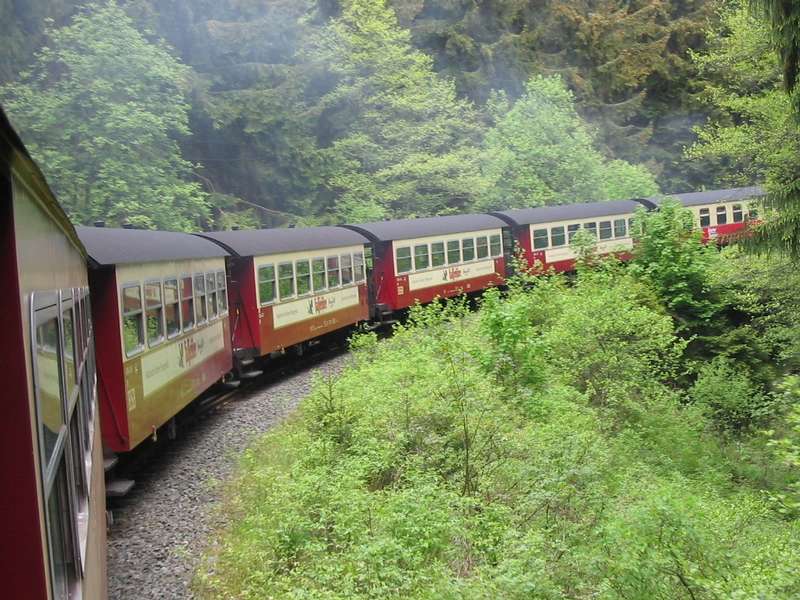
[{"xmin": 106, "ymin": 348, "xmax": 351, "ymax": 599}]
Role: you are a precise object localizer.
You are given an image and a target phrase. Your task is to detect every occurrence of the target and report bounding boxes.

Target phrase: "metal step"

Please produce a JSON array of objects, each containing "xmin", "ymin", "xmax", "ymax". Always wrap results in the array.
[
  {"xmin": 240, "ymin": 370, "xmax": 263, "ymax": 380},
  {"xmin": 106, "ymin": 479, "xmax": 135, "ymax": 498},
  {"xmin": 103, "ymin": 455, "xmax": 118, "ymax": 473},
  {"xmin": 239, "ymin": 357, "xmax": 256, "ymax": 367},
  {"xmin": 221, "ymin": 379, "xmax": 241, "ymax": 390}
]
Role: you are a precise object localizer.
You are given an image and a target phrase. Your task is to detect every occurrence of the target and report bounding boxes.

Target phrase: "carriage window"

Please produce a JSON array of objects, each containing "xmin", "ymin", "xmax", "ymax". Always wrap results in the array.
[
  {"xmin": 340, "ymin": 255, "xmax": 353, "ymax": 285},
  {"xmin": 583, "ymin": 222, "xmax": 597, "ymax": 238},
  {"xmin": 216, "ymin": 271, "xmax": 228, "ymax": 313},
  {"xmin": 431, "ymin": 242, "xmax": 446, "ymax": 267},
  {"xmin": 462, "ymin": 238, "xmax": 475, "ymax": 261},
  {"xmin": 476, "ymin": 237, "xmax": 489, "ymax": 259},
  {"xmin": 716, "ymin": 206, "xmax": 728, "ymax": 225},
  {"xmin": 62, "ymin": 304, "xmax": 77, "ymax": 395},
  {"xmin": 568, "ymin": 223, "xmax": 581, "ymax": 242},
  {"xmin": 312, "ymin": 258, "xmax": 327, "ymax": 291},
  {"xmin": 628, "ymin": 218, "xmax": 637, "ymax": 236},
  {"xmin": 181, "ymin": 277, "xmax": 195, "ymax": 330},
  {"xmin": 122, "ymin": 285, "xmax": 144, "ymax": 356},
  {"xmin": 550, "ymin": 226, "xmax": 566, "ymax": 247},
  {"xmin": 414, "ymin": 244, "xmax": 430, "ymax": 270},
  {"xmin": 33, "ymin": 297, "xmax": 64, "ymax": 469},
  {"xmin": 599, "ymin": 221, "xmax": 613, "ymax": 240},
  {"xmin": 699, "ymin": 208, "xmax": 710, "ymax": 227},
  {"xmin": 145, "ymin": 282, "xmax": 165, "ymax": 346},
  {"xmin": 327, "ymin": 256, "xmax": 341, "ymax": 287},
  {"xmin": 614, "ymin": 219, "xmax": 627, "ymax": 238},
  {"xmin": 296, "ymin": 260, "xmax": 311, "ymax": 295},
  {"xmin": 396, "ymin": 247, "xmax": 412, "ymax": 274},
  {"xmin": 194, "ymin": 275, "xmax": 207, "ymax": 323},
  {"xmin": 447, "ymin": 240, "xmax": 461, "ymax": 264},
  {"xmin": 353, "ymin": 252, "xmax": 365, "ymax": 282},
  {"xmin": 533, "ymin": 228, "xmax": 549, "ymax": 249},
  {"xmin": 164, "ymin": 279, "xmax": 180, "ymax": 338},
  {"xmin": 732, "ymin": 204, "xmax": 743, "ymax": 223},
  {"xmin": 490, "ymin": 234, "xmax": 502, "ymax": 256},
  {"xmin": 206, "ymin": 273, "xmax": 218, "ymax": 319},
  {"xmin": 258, "ymin": 265, "xmax": 276, "ymax": 304},
  {"xmin": 279, "ymin": 263, "xmax": 295, "ymax": 300},
  {"xmin": 748, "ymin": 205, "xmax": 759, "ymax": 220}
]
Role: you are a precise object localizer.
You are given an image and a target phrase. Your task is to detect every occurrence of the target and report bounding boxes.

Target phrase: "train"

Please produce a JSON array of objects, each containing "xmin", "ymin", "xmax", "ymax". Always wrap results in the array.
[{"xmin": 1, "ymin": 101, "xmax": 763, "ymax": 598}]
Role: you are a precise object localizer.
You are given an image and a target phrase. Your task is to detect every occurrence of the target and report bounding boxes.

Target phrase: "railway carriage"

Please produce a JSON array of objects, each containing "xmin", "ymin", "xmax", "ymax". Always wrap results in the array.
[
  {"xmin": 77, "ymin": 227, "xmax": 233, "ymax": 453},
  {"xmin": 343, "ymin": 214, "xmax": 509, "ymax": 317},
  {"xmin": 198, "ymin": 227, "xmax": 371, "ymax": 369},
  {"xmin": 1, "ymin": 108, "xmax": 107, "ymax": 598},
  {"xmin": 654, "ymin": 186, "xmax": 764, "ymax": 242},
  {"xmin": 492, "ymin": 200, "xmax": 654, "ymax": 273}
]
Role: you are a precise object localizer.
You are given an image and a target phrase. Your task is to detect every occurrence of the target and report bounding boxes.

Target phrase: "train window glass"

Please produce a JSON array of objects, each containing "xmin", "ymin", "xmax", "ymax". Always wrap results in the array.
[
  {"xmin": 533, "ymin": 228, "xmax": 549, "ymax": 249},
  {"xmin": 447, "ymin": 240, "xmax": 461, "ymax": 264},
  {"xmin": 490, "ymin": 235, "xmax": 502, "ymax": 256},
  {"xmin": 258, "ymin": 265, "xmax": 276, "ymax": 304},
  {"xmin": 431, "ymin": 242, "xmax": 446, "ymax": 267},
  {"xmin": 279, "ymin": 263, "xmax": 295, "ymax": 300},
  {"xmin": 396, "ymin": 247, "xmax": 412, "ymax": 274},
  {"xmin": 748, "ymin": 205, "xmax": 759, "ymax": 220},
  {"xmin": 340, "ymin": 255, "xmax": 353, "ymax": 285},
  {"xmin": 295, "ymin": 261, "xmax": 311, "ymax": 295},
  {"xmin": 732, "ymin": 204, "xmax": 743, "ymax": 223},
  {"xmin": 462, "ymin": 238, "xmax": 475, "ymax": 261},
  {"xmin": 62, "ymin": 304, "xmax": 77, "ymax": 396},
  {"xmin": 568, "ymin": 224, "xmax": 580, "ymax": 242},
  {"xmin": 181, "ymin": 277, "xmax": 195, "ymax": 330},
  {"xmin": 194, "ymin": 275, "xmax": 208, "ymax": 323},
  {"xmin": 716, "ymin": 206, "xmax": 728, "ymax": 225},
  {"xmin": 206, "ymin": 273, "xmax": 218, "ymax": 319},
  {"xmin": 414, "ymin": 244, "xmax": 430, "ymax": 270},
  {"xmin": 145, "ymin": 282, "xmax": 165, "ymax": 347},
  {"xmin": 122, "ymin": 285, "xmax": 144, "ymax": 356},
  {"xmin": 583, "ymin": 222, "xmax": 597, "ymax": 238},
  {"xmin": 312, "ymin": 258, "xmax": 327, "ymax": 291},
  {"xmin": 327, "ymin": 256, "xmax": 341, "ymax": 287},
  {"xmin": 699, "ymin": 208, "xmax": 710, "ymax": 227},
  {"xmin": 476, "ymin": 237, "xmax": 489, "ymax": 259},
  {"xmin": 614, "ymin": 219, "xmax": 627, "ymax": 238},
  {"xmin": 33, "ymin": 295, "xmax": 64, "ymax": 470},
  {"xmin": 353, "ymin": 252, "xmax": 365, "ymax": 283},
  {"xmin": 550, "ymin": 226, "xmax": 566, "ymax": 247},
  {"xmin": 46, "ymin": 463, "xmax": 75, "ymax": 598},
  {"xmin": 599, "ymin": 221, "xmax": 613, "ymax": 240},
  {"xmin": 164, "ymin": 279, "xmax": 180, "ymax": 338},
  {"xmin": 68, "ymin": 417, "xmax": 89, "ymax": 565},
  {"xmin": 216, "ymin": 271, "xmax": 228, "ymax": 313}
]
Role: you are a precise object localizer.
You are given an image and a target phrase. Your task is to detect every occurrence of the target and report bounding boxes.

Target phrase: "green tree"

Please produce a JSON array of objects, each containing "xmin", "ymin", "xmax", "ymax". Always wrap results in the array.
[
  {"xmin": 478, "ymin": 76, "xmax": 658, "ymax": 210},
  {"xmin": 0, "ymin": 1, "xmax": 209, "ymax": 230}
]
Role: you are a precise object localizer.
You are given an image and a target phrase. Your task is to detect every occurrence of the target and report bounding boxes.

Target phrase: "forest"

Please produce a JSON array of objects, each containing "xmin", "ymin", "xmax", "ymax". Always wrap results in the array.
[{"xmin": 0, "ymin": 0, "xmax": 790, "ymax": 229}]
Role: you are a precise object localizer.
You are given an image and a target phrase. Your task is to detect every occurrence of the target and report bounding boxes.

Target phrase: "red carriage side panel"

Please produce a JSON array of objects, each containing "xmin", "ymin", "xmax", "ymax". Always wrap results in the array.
[
  {"xmin": 0, "ymin": 179, "xmax": 49, "ymax": 600},
  {"xmin": 372, "ymin": 241, "xmax": 398, "ymax": 312},
  {"xmin": 89, "ymin": 266, "xmax": 129, "ymax": 452},
  {"xmin": 226, "ymin": 256, "xmax": 260, "ymax": 357}
]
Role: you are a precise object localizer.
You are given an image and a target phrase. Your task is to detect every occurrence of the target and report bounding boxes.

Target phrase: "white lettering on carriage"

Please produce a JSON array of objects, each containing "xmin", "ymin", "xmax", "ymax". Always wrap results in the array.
[
  {"xmin": 271, "ymin": 286, "xmax": 360, "ymax": 329},
  {"xmin": 407, "ymin": 259, "xmax": 497, "ymax": 291}
]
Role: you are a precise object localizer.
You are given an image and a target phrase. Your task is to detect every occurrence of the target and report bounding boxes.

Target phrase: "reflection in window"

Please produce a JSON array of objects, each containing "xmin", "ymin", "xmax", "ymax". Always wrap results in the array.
[
  {"xmin": 312, "ymin": 258, "xmax": 326, "ymax": 291},
  {"xmin": 550, "ymin": 226, "xmax": 566, "ymax": 247},
  {"xmin": 258, "ymin": 265, "xmax": 276, "ymax": 304},
  {"xmin": 431, "ymin": 242, "xmax": 446, "ymax": 267},
  {"xmin": 583, "ymin": 222, "xmax": 597, "ymax": 238},
  {"xmin": 599, "ymin": 221, "xmax": 613, "ymax": 240},
  {"xmin": 296, "ymin": 260, "xmax": 311, "ymax": 295},
  {"xmin": 395, "ymin": 247, "xmax": 412, "ymax": 274},
  {"xmin": 35, "ymin": 305, "xmax": 63, "ymax": 468},
  {"xmin": 732, "ymin": 204, "xmax": 743, "ymax": 223},
  {"xmin": 353, "ymin": 253, "xmax": 365, "ymax": 282},
  {"xmin": 447, "ymin": 240, "xmax": 461, "ymax": 264},
  {"xmin": 145, "ymin": 282, "xmax": 164, "ymax": 346},
  {"xmin": 62, "ymin": 305, "xmax": 77, "ymax": 393},
  {"xmin": 414, "ymin": 245, "xmax": 429, "ymax": 270},
  {"xmin": 327, "ymin": 256, "xmax": 341, "ymax": 287},
  {"xmin": 568, "ymin": 224, "xmax": 580, "ymax": 242},
  {"xmin": 716, "ymin": 206, "xmax": 728, "ymax": 225},
  {"xmin": 476, "ymin": 237, "xmax": 489, "ymax": 259},
  {"xmin": 490, "ymin": 235, "xmax": 502, "ymax": 256},
  {"xmin": 206, "ymin": 273, "xmax": 218, "ymax": 319},
  {"xmin": 122, "ymin": 285, "xmax": 144, "ymax": 356},
  {"xmin": 217, "ymin": 271, "xmax": 228, "ymax": 313},
  {"xmin": 462, "ymin": 238, "xmax": 475, "ymax": 261},
  {"xmin": 278, "ymin": 263, "xmax": 295, "ymax": 300},
  {"xmin": 699, "ymin": 208, "xmax": 710, "ymax": 227},
  {"xmin": 340, "ymin": 255, "xmax": 353, "ymax": 285},
  {"xmin": 164, "ymin": 279, "xmax": 180, "ymax": 338},
  {"xmin": 614, "ymin": 219, "xmax": 627, "ymax": 238},
  {"xmin": 533, "ymin": 228, "xmax": 548, "ymax": 249},
  {"xmin": 194, "ymin": 275, "xmax": 207, "ymax": 323}
]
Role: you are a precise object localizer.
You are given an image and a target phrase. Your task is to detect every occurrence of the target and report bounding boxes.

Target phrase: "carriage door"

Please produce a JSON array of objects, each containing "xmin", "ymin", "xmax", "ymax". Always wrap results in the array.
[{"xmin": 502, "ymin": 228, "xmax": 516, "ymax": 277}]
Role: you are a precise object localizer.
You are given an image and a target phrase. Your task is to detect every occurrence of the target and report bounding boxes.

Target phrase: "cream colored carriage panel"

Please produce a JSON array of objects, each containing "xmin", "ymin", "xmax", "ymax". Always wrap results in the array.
[{"xmin": 528, "ymin": 213, "xmax": 636, "ymax": 264}]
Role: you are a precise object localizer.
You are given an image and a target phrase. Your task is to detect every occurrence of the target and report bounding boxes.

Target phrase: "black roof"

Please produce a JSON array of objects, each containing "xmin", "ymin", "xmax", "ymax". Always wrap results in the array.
[
  {"xmin": 492, "ymin": 200, "xmax": 649, "ymax": 227},
  {"xmin": 76, "ymin": 226, "xmax": 229, "ymax": 267},
  {"xmin": 196, "ymin": 226, "xmax": 369, "ymax": 257},
  {"xmin": 654, "ymin": 186, "xmax": 764, "ymax": 207},
  {"xmin": 343, "ymin": 213, "xmax": 506, "ymax": 242}
]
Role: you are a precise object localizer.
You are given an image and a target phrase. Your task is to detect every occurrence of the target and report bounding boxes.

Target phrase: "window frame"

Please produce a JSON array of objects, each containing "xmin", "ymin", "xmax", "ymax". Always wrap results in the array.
[
  {"xmin": 447, "ymin": 240, "xmax": 461, "ymax": 264},
  {"xmin": 327, "ymin": 256, "xmax": 341, "ymax": 288},
  {"xmin": 462, "ymin": 238, "xmax": 475, "ymax": 262},
  {"xmin": 194, "ymin": 274, "xmax": 207, "ymax": 324},
  {"xmin": 732, "ymin": 204, "xmax": 743, "ymax": 223},
  {"xmin": 599, "ymin": 221, "xmax": 613, "ymax": 241},
  {"xmin": 395, "ymin": 246, "xmax": 412, "ymax": 274},
  {"xmin": 614, "ymin": 218, "xmax": 627, "ymax": 238},
  {"xmin": 206, "ymin": 272, "xmax": 218, "ymax": 320},
  {"xmin": 340, "ymin": 254, "xmax": 354, "ymax": 285},
  {"xmin": 716, "ymin": 205, "xmax": 728, "ymax": 226},
  {"xmin": 533, "ymin": 228, "xmax": 549, "ymax": 250},
  {"xmin": 567, "ymin": 224, "xmax": 581, "ymax": 243},
  {"xmin": 489, "ymin": 234, "xmax": 502, "ymax": 257},
  {"xmin": 295, "ymin": 259, "xmax": 312, "ymax": 296},
  {"xmin": 216, "ymin": 270, "xmax": 228, "ymax": 314},
  {"xmin": 180, "ymin": 274, "xmax": 195, "ymax": 332},
  {"xmin": 258, "ymin": 264, "xmax": 277, "ymax": 306},
  {"xmin": 278, "ymin": 262, "xmax": 296, "ymax": 301},
  {"xmin": 476, "ymin": 236, "xmax": 489, "ymax": 259},
  {"xmin": 550, "ymin": 226, "xmax": 566, "ymax": 247},
  {"xmin": 413, "ymin": 244, "xmax": 430, "ymax": 271},
  {"xmin": 163, "ymin": 277, "xmax": 181, "ymax": 339},
  {"xmin": 353, "ymin": 252, "xmax": 366, "ymax": 283},
  {"xmin": 431, "ymin": 242, "xmax": 446, "ymax": 267},
  {"xmin": 583, "ymin": 222, "xmax": 598, "ymax": 238},
  {"xmin": 144, "ymin": 279, "xmax": 166, "ymax": 348},
  {"xmin": 312, "ymin": 257, "xmax": 327, "ymax": 292},
  {"xmin": 699, "ymin": 208, "xmax": 711, "ymax": 228},
  {"xmin": 120, "ymin": 283, "xmax": 145, "ymax": 357}
]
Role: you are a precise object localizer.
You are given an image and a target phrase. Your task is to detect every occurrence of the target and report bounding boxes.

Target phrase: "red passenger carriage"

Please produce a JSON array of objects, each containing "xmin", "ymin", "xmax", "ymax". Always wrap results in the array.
[
  {"xmin": 78, "ymin": 227, "xmax": 233, "ymax": 452},
  {"xmin": 198, "ymin": 227, "xmax": 371, "ymax": 370},
  {"xmin": 343, "ymin": 214, "xmax": 509, "ymax": 317},
  {"xmin": 1, "ymin": 108, "xmax": 107, "ymax": 599}
]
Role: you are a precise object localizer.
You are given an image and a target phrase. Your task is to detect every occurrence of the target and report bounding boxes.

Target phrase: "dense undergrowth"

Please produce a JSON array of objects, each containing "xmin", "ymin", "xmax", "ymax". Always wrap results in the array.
[{"xmin": 196, "ymin": 204, "xmax": 800, "ymax": 599}]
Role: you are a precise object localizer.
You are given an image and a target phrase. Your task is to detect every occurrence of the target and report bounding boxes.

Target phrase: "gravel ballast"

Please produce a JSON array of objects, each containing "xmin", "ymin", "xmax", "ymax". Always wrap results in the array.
[{"xmin": 106, "ymin": 352, "xmax": 348, "ymax": 599}]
